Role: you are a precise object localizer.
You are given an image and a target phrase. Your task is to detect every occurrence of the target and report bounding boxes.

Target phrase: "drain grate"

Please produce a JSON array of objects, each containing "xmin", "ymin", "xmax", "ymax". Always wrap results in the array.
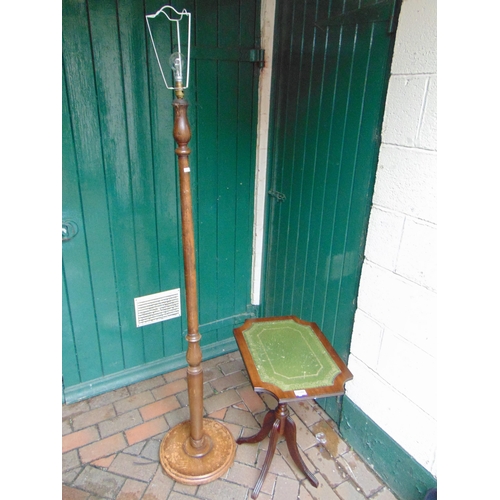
[{"xmin": 134, "ymin": 288, "xmax": 181, "ymax": 328}]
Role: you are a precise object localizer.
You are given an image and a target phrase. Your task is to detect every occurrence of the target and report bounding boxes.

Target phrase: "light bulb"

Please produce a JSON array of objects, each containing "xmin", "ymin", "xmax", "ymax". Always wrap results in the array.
[{"xmin": 169, "ymin": 51, "xmax": 185, "ymax": 83}]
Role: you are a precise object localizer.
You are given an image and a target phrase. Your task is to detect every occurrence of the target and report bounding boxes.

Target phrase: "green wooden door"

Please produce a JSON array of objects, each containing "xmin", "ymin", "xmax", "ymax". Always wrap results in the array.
[
  {"xmin": 263, "ymin": 0, "xmax": 398, "ymax": 420},
  {"xmin": 62, "ymin": 0, "xmax": 261, "ymax": 403}
]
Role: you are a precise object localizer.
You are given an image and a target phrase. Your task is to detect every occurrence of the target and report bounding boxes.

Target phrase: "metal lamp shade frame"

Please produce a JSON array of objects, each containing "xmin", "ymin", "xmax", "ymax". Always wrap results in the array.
[{"xmin": 146, "ymin": 5, "xmax": 191, "ymax": 93}]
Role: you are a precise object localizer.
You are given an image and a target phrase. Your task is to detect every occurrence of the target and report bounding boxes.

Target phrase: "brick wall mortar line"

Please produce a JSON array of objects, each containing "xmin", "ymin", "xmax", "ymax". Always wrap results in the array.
[
  {"xmin": 415, "ymin": 76, "xmax": 431, "ymax": 147},
  {"xmin": 390, "ymin": 71, "xmax": 436, "ymax": 77},
  {"xmin": 347, "ymin": 355, "xmax": 436, "ymax": 421},
  {"xmin": 393, "ymin": 215, "xmax": 407, "ymax": 273},
  {"xmin": 361, "ymin": 257, "xmax": 437, "ymax": 294},
  {"xmin": 369, "ymin": 202, "xmax": 437, "ymax": 229},
  {"xmin": 380, "ymin": 141, "xmax": 437, "ymax": 153}
]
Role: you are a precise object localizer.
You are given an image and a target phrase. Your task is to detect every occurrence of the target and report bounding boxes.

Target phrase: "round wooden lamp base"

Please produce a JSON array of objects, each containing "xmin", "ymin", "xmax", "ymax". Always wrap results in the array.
[{"xmin": 159, "ymin": 418, "xmax": 236, "ymax": 485}]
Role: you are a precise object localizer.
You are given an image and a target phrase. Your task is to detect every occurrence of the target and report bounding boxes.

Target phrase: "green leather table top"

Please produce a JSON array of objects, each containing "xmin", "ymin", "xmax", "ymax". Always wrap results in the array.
[{"xmin": 242, "ymin": 319, "xmax": 341, "ymax": 392}]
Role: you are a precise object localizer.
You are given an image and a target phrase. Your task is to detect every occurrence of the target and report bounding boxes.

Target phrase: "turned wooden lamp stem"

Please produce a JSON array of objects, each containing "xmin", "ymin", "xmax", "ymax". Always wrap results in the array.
[
  {"xmin": 157, "ymin": 76, "xmax": 235, "ymax": 485},
  {"xmin": 173, "ymin": 93, "xmax": 208, "ymax": 453}
]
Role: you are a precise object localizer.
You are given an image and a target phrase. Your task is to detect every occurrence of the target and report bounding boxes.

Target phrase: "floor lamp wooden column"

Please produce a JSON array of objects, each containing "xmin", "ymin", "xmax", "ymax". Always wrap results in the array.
[{"xmin": 146, "ymin": 5, "xmax": 236, "ymax": 484}]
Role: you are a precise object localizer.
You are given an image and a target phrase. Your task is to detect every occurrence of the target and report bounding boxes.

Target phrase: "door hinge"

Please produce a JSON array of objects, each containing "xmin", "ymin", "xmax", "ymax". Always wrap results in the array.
[
  {"xmin": 268, "ymin": 190, "xmax": 286, "ymax": 202},
  {"xmin": 248, "ymin": 49, "xmax": 265, "ymax": 68}
]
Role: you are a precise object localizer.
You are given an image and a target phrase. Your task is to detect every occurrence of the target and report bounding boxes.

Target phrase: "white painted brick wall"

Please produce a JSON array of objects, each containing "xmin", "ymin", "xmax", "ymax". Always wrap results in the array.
[
  {"xmin": 346, "ymin": 0, "xmax": 437, "ymax": 477},
  {"xmin": 347, "ymin": 356, "xmax": 437, "ymax": 473},
  {"xmin": 396, "ymin": 218, "xmax": 437, "ymax": 291},
  {"xmin": 372, "ymin": 145, "xmax": 437, "ymax": 223},
  {"xmin": 390, "ymin": 0, "xmax": 437, "ymax": 75}
]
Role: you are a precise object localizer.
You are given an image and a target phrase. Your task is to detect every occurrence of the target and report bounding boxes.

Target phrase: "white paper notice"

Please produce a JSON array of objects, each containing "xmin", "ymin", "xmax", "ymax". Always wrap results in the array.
[{"xmin": 294, "ymin": 390, "xmax": 307, "ymax": 397}]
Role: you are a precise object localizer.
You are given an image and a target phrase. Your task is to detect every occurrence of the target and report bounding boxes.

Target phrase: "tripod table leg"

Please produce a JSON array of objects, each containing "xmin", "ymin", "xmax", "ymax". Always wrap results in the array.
[
  {"xmin": 251, "ymin": 419, "xmax": 280, "ymax": 499},
  {"xmin": 236, "ymin": 409, "xmax": 276, "ymax": 445},
  {"xmin": 284, "ymin": 416, "xmax": 318, "ymax": 487}
]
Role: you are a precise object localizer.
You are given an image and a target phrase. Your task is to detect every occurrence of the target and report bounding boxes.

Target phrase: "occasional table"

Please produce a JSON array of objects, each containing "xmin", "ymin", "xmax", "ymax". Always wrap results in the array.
[{"xmin": 233, "ymin": 316, "xmax": 353, "ymax": 499}]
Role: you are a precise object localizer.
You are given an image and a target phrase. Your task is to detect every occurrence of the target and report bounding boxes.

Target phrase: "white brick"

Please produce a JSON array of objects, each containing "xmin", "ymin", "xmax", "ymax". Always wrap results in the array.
[
  {"xmin": 350, "ymin": 309, "xmax": 383, "ymax": 370},
  {"xmin": 417, "ymin": 76, "xmax": 437, "ymax": 151},
  {"xmin": 378, "ymin": 331, "xmax": 436, "ymax": 419},
  {"xmin": 357, "ymin": 261, "xmax": 436, "ymax": 357},
  {"xmin": 345, "ymin": 357, "xmax": 437, "ymax": 473},
  {"xmin": 396, "ymin": 218, "xmax": 437, "ymax": 290},
  {"xmin": 364, "ymin": 206, "xmax": 405, "ymax": 271},
  {"xmin": 381, "ymin": 75, "xmax": 428, "ymax": 147},
  {"xmin": 391, "ymin": 0, "xmax": 437, "ymax": 75},
  {"xmin": 372, "ymin": 145, "xmax": 437, "ymax": 224}
]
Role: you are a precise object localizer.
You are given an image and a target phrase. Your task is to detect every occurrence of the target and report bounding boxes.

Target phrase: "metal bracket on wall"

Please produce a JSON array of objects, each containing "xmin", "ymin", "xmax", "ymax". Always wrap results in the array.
[
  {"xmin": 191, "ymin": 47, "xmax": 265, "ymax": 68},
  {"xmin": 268, "ymin": 190, "xmax": 286, "ymax": 202},
  {"xmin": 315, "ymin": 0, "xmax": 399, "ymax": 34}
]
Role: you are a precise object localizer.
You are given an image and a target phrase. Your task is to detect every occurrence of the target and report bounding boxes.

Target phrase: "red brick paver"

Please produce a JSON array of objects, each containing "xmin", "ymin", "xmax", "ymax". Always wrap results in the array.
[
  {"xmin": 152, "ymin": 379, "xmax": 187, "ymax": 400},
  {"xmin": 91, "ymin": 454, "xmax": 116, "ymax": 468},
  {"xmin": 139, "ymin": 396, "xmax": 181, "ymax": 421},
  {"xmin": 99, "ymin": 409, "xmax": 142, "ymax": 438},
  {"xmin": 142, "ymin": 465, "xmax": 174, "ymax": 499},
  {"xmin": 63, "ymin": 426, "xmax": 99, "ymax": 453},
  {"xmin": 163, "ymin": 367, "xmax": 186, "ymax": 383},
  {"xmin": 238, "ymin": 384, "xmax": 267, "ymax": 413},
  {"xmin": 62, "ymin": 353, "xmax": 399, "ymax": 500},
  {"xmin": 116, "ymin": 478, "xmax": 148, "ymax": 500},
  {"xmin": 71, "ymin": 404, "xmax": 116, "ymax": 431},
  {"xmin": 108, "ymin": 453, "xmax": 158, "ymax": 482},
  {"xmin": 210, "ymin": 370, "xmax": 248, "ymax": 392},
  {"xmin": 79, "ymin": 433, "xmax": 128, "ymax": 464},
  {"xmin": 62, "ymin": 485, "xmax": 90, "ymax": 500},
  {"xmin": 114, "ymin": 392, "xmax": 155, "ymax": 415},
  {"xmin": 125, "ymin": 416, "xmax": 168, "ymax": 446}
]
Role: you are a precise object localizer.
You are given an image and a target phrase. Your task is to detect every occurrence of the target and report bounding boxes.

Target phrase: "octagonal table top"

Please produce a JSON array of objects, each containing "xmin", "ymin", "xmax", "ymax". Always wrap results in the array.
[{"xmin": 233, "ymin": 316, "xmax": 353, "ymax": 403}]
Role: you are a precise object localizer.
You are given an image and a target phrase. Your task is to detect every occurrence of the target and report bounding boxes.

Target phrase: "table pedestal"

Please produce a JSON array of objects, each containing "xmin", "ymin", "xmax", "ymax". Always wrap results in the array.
[{"xmin": 237, "ymin": 403, "xmax": 318, "ymax": 499}]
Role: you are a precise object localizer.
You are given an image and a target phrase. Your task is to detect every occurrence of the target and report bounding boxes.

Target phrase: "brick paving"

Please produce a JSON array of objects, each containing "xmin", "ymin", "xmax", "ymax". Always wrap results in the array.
[{"xmin": 62, "ymin": 351, "xmax": 398, "ymax": 500}]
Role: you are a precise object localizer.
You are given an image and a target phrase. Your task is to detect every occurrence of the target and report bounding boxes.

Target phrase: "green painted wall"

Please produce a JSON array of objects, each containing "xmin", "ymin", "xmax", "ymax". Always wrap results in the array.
[{"xmin": 62, "ymin": 0, "xmax": 261, "ymax": 403}]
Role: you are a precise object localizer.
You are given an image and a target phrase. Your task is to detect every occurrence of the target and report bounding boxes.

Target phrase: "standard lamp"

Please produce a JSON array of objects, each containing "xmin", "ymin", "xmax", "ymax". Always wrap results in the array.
[{"xmin": 145, "ymin": 5, "xmax": 236, "ymax": 484}]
